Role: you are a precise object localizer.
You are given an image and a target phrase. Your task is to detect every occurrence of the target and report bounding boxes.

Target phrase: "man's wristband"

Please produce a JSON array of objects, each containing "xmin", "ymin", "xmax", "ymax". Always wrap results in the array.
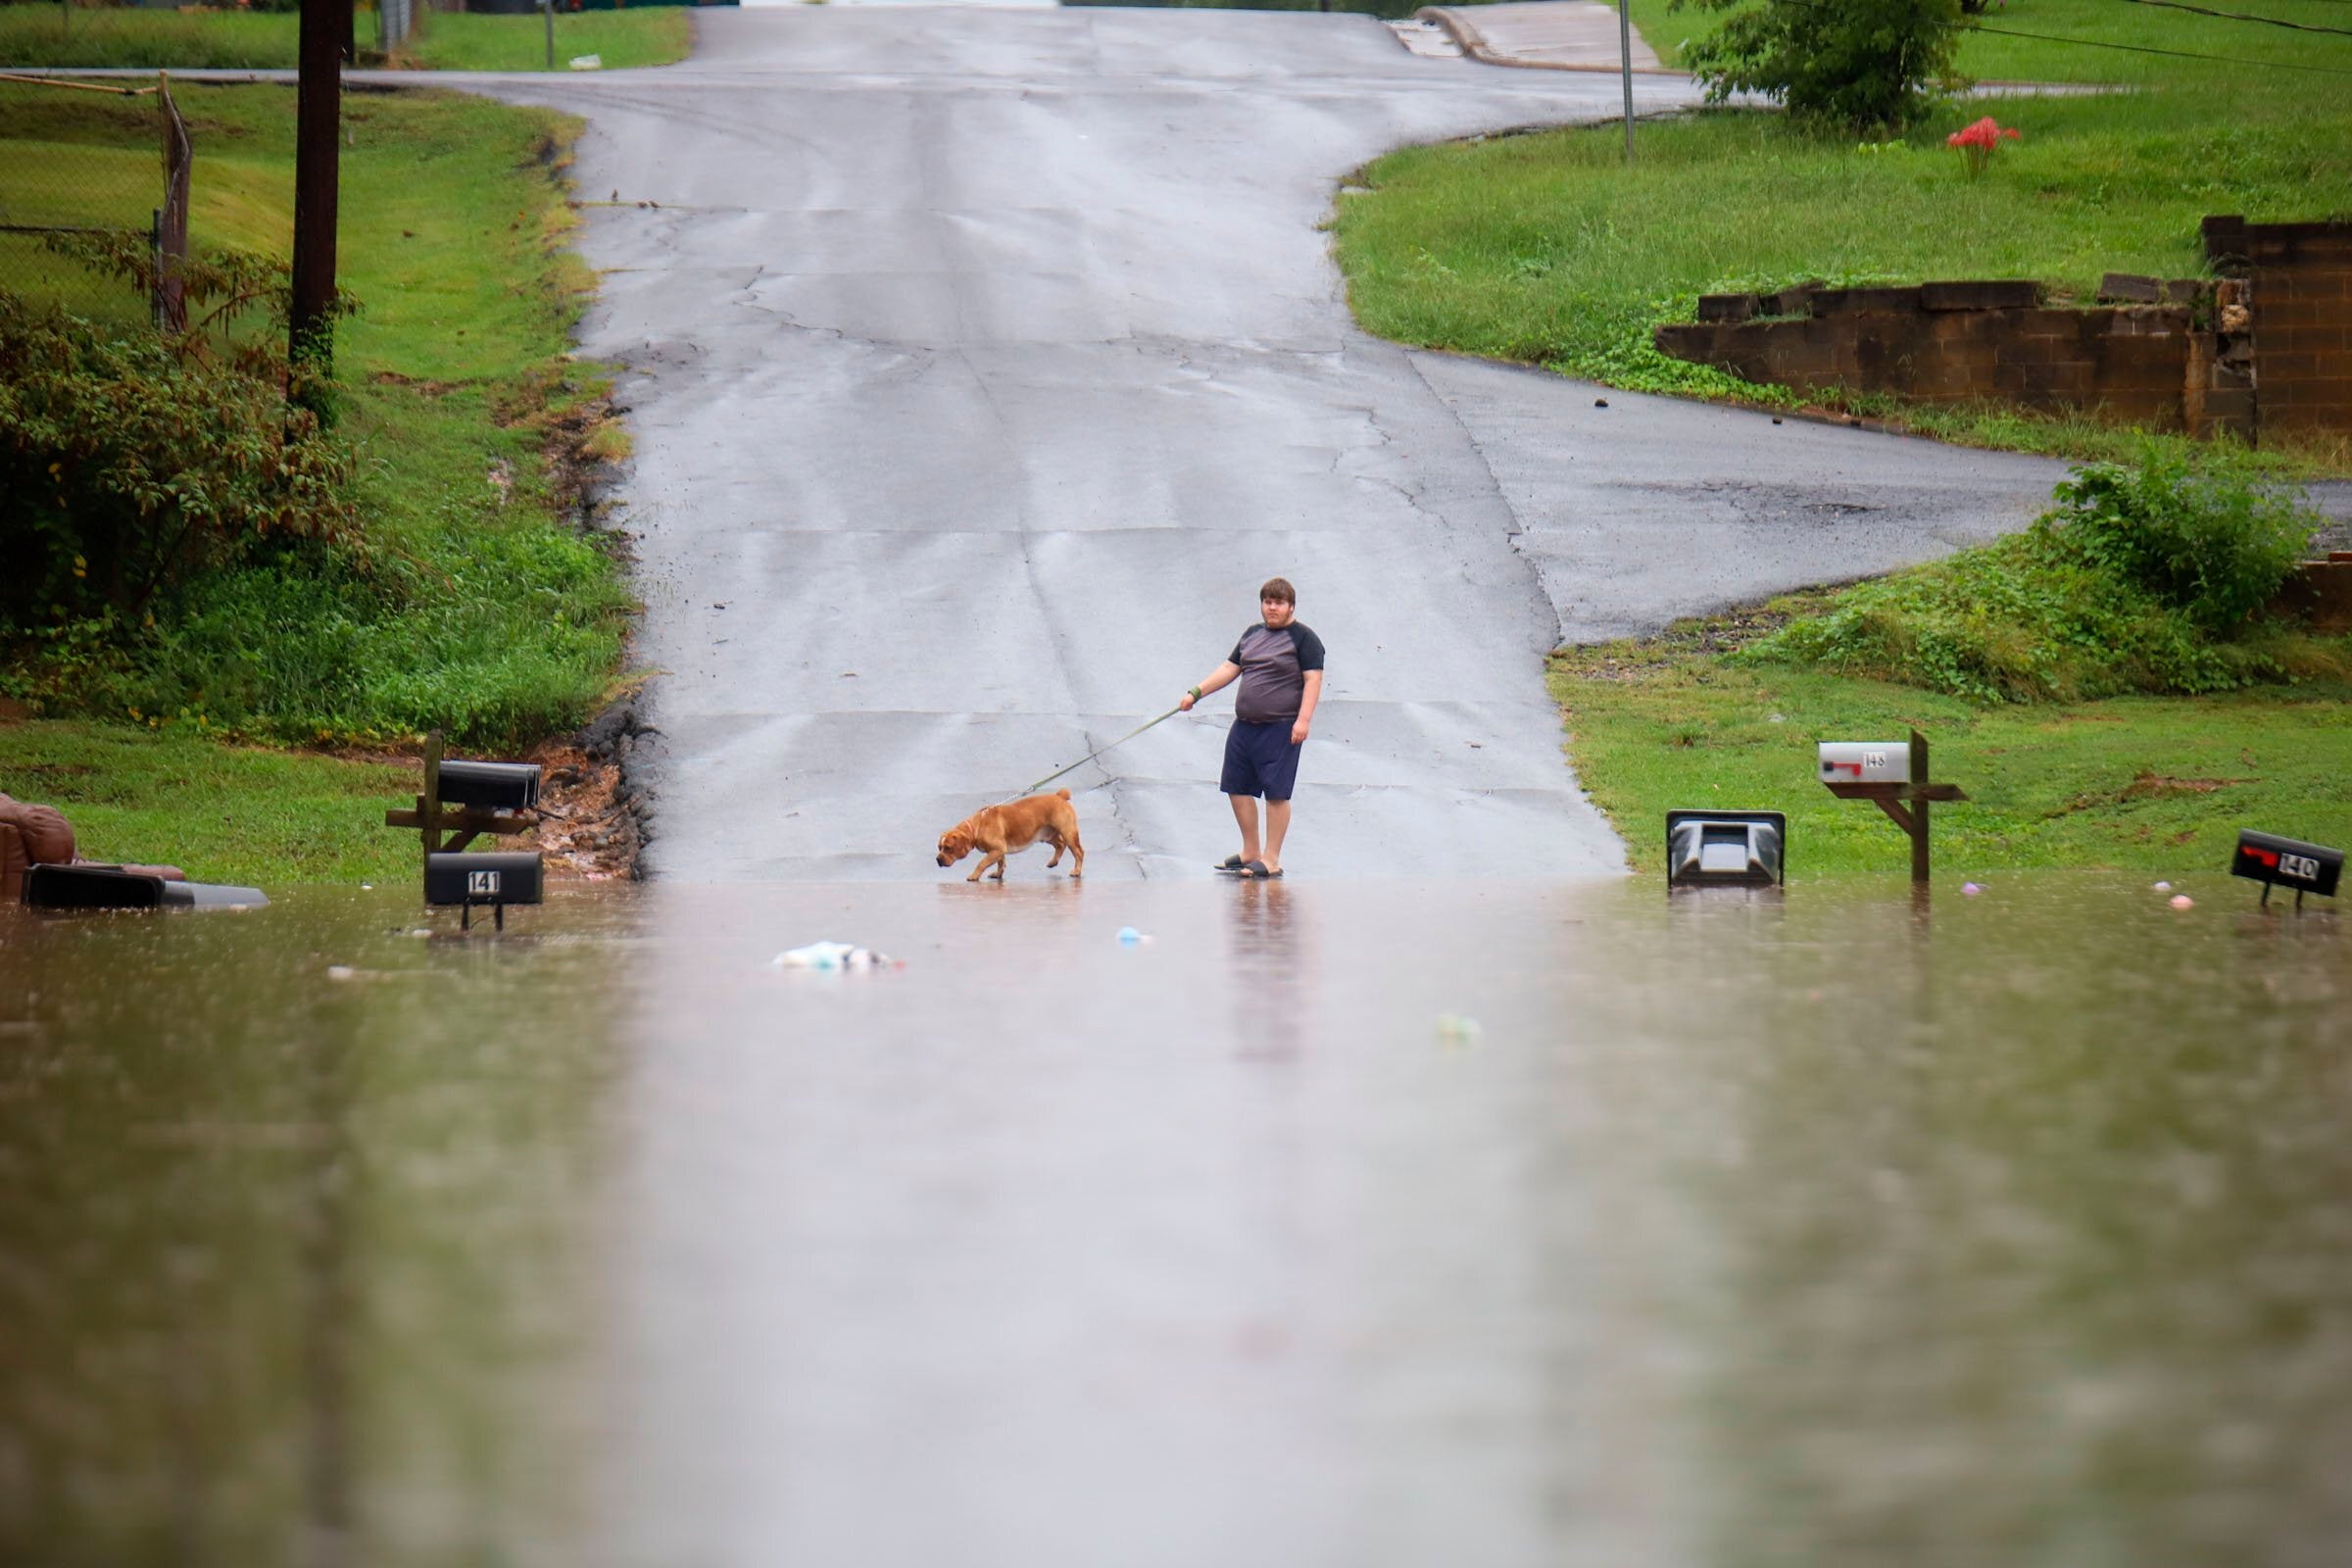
[{"xmin": 1187, "ymin": 686, "xmax": 1202, "ymax": 699}]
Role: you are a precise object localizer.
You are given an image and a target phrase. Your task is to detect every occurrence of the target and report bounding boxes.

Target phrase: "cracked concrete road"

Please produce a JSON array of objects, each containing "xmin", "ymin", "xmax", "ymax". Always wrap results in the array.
[{"xmin": 476, "ymin": 9, "xmax": 2096, "ymax": 882}]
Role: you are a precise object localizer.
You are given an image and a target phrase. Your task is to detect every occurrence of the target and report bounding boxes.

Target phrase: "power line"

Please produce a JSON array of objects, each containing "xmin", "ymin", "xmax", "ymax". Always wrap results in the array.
[
  {"xmin": 1688, "ymin": 0, "xmax": 2352, "ymax": 78},
  {"xmin": 2108, "ymin": 0, "xmax": 2352, "ymax": 35},
  {"xmin": 1970, "ymin": 22, "xmax": 2352, "ymax": 74}
]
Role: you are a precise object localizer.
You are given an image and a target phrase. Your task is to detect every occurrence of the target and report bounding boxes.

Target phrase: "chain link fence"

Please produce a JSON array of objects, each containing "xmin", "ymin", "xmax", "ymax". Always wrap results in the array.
[{"xmin": 0, "ymin": 73, "xmax": 190, "ymax": 330}]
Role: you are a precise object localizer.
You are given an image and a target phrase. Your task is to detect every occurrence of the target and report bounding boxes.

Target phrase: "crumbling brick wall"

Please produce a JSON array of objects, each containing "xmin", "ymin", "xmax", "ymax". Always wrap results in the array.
[
  {"xmin": 1653, "ymin": 280, "xmax": 2213, "ymax": 434},
  {"xmin": 1652, "ymin": 217, "xmax": 2352, "ymax": 444},
  {"xmin": 2207, "ymin": 218, "xmax": 2352, "ymax": 439}
]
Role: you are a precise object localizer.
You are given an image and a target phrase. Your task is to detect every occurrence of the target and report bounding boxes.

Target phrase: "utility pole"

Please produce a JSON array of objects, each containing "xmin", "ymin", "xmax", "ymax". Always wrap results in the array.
[
  {"xmin": 290, "ymin": 0, "xmax": 347, "ymax": 389},
  {"xmin": 1618, "ymin": 0, "xmax": 1635, "ymax": 164}
]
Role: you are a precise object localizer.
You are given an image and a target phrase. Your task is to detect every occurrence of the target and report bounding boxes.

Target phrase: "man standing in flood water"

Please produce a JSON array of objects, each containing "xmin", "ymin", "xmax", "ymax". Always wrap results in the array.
[{"xmin": 1179, "ymin": 577, "xmax": 1325, "ymax": 879}]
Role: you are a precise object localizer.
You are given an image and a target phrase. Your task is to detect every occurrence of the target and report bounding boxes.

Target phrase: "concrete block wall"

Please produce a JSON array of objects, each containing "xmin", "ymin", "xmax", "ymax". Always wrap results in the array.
[
  {"xmin": 1655, "ymin": 285, "xmax": 2204, "ymax": 431},
  {"xmin": 1655, "ymin": 218, "xmax": 2352, "ymax": 443},
  {"xmin": 2208, "ymin": 218, "xmax": 2352, "ymax": 438}
]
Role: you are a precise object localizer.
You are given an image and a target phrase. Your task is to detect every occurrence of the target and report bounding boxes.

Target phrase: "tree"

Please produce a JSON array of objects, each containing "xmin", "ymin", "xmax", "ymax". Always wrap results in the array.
[{"xmin": 1672, "ymin": 0, "xmax": 1969, "ymax": 135}]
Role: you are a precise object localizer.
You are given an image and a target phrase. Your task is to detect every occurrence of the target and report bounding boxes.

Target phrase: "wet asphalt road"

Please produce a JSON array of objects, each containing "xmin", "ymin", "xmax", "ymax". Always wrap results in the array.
[{"xmin": 471, "ymin": 10, "xmax": 2204, "ymax": 883}]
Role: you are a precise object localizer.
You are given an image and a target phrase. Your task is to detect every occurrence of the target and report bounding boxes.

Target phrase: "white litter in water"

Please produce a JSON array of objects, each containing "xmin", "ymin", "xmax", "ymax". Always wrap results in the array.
[
  {"xmin": 569, "ymin": 54, "xmax": 602, "ymax": 71},
  {"xmin": 1962, "ymin": 882, "xmax": 1984, "ymax": 896},
  {"xmin": 772, "ymin": 940, "xmax": 895, "ymax": 971},
  {"xmin": 326, "ymin": 965, "xmax": 356, "ymax": 981},
  {"xmin": 2152, "ymin": 881, "xmax": 2173, "ymax": 893}
]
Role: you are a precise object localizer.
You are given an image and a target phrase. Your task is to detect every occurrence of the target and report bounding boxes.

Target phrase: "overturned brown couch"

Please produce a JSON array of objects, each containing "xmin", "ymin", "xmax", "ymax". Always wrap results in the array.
[{"xmin": 1, "ymin": 792, "xmax": 185, "ymax": 904}]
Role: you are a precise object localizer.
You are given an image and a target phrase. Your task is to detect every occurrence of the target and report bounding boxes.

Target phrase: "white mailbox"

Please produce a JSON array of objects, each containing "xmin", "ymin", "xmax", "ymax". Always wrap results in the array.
[{"xmin": 1818, "ymin": 742, "xmax": 1910, "ymax": 785}]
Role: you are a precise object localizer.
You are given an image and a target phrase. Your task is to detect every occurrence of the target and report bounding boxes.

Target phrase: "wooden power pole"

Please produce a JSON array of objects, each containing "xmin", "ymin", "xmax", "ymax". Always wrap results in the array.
[{"xmin": 289, "ymin": 0, "xmax": 347, "ymax": 383}]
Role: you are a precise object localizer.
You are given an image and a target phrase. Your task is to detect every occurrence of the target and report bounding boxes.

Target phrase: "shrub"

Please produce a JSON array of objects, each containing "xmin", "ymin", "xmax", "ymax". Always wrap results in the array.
[
  {"xmin": 0, "ymin": 282, "xmax": 629, "ymax": 749},
  {"xmin": 2049, "ymin": 445, "xmax": 2313, "ymax": 633},
  {"xmin": 0, "ymin": 283, "xmax": 359, "ymax": 626},
  {"xmin": 1670, "ymin": 0, "xmax": 1968, "ymax": 134},
  {"xmin": 1736, "ymin": 449, "xmax": 2324, "ymax": 702}
]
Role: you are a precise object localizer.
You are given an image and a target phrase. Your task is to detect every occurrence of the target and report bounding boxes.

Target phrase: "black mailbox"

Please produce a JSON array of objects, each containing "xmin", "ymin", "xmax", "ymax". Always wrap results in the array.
[
  {"xmin": 2230, "ymin": 830, "xmax": 2341, "ymax": 900},
  {"xmin": 1666, "ymin": 810, "xmax": 1786, "ymax": 887},
  {"xmin": 24, "ymin": 864, "xmax": 166, "ymax": 908},
  {"xmin": 435, "ymin": 760, "xmax": 541, "ymax": 810},
  {"xmin": 425, "ymin": 851, "xmax": 544, "ymax": 908},
  {"xmin": 23, "ymin": 864, "xmax": 269, "ymax": 909}
]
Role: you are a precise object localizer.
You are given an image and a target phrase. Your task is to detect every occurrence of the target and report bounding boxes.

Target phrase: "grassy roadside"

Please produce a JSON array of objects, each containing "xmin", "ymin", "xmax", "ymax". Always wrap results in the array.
[
  {"xmin": 0, "ymin": 719, "xmax": 416, "ymax": 886},
  {"xmin": 2, "ymin": 81, "xmax": 633, "ymax": 745},
  {"xmin": 1344, "ymin": 4, "xmax": 2352, "ymax": 876},
  {"xmin": 396, "ymin": 9, "xmax": 691, "ymax": 73},
  {"xmin": 1628, "ymin": 0, "xmax": 2352, "ymax": 86},
  {"xmin": 0, "ymin": 6, "xmax": 692, "ymax": 72},
  {"xmin": 1551, "ymin": 604, "xmax": 2352, "ymax": 880},
  {"xmin": 1334, "ymin": 5, "xmax": 2352, "ymax": 472},
  {"xmin": 2, "ymin": 81, "xmax": 636, "ymax": 882}
]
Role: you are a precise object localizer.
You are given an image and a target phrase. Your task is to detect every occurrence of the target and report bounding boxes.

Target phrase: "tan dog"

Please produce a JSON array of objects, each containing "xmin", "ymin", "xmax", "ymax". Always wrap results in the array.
[{"xmin": 936, "ymin": 789, "xmax": 1085, "ymax": 882}]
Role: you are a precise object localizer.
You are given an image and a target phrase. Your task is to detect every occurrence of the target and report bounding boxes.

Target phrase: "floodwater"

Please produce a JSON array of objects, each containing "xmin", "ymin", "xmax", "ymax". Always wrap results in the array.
[{"xmin": 1, "ymin": 873, "xmax": 2347, "ymax": 1567}]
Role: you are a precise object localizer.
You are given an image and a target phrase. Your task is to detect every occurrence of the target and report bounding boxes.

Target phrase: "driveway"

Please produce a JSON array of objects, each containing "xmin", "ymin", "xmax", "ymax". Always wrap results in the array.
[{"xmin": 479, "ymin": 9, "xmax": 2084, "ymax": 881}]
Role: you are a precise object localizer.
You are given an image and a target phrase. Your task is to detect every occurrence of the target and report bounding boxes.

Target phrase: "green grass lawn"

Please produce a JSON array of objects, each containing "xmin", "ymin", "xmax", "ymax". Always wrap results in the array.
[
  {"xmin": 4, "ymin": 82, "xmax": 632, "ymax": 808},
  {"xmin": 1336, "ymin": 5, "xmax": 2352, "ymax": 471},
  {"xmin": 0, "ymin": 719, "xmax": 416, "ymax": 886},
  {"xmin": 1, "ymin": 77, "xmax": 632, "ymax": 882},
  {"xmin": 0, "ymin": 5, "xmax": 691, "ymax": 72},
  {"xmin": 1349, "ymin": 8, "xmax": 2352, "ymax": 876},
  {"xmin": 0, "ymin": 78, "xmax": 603, "ymax": 379},
  {"xmin": 397, "ymin": 9, "xmax": 693, "ymax": 73},
  {"xmin": 1629, "ymin": 0, "xmax": 2352, "ymax": 85},
  {"xmin": 1552, "ymin": 607, "xmax": 2352, "ymax": 880}
]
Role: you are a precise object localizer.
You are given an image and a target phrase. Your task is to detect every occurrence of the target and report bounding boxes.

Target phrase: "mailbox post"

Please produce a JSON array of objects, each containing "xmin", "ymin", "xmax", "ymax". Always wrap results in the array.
[
  {"xmin": 1820, "ymin": 729, "xmax": 1967, "ymax": 885},
  {"xmin": 2230, "ymin": 829, "xmax": 2342, "ymax": 910},
  {"xmin": 384, "ymin": 729, "xmax": 544, "ymax": 928}
]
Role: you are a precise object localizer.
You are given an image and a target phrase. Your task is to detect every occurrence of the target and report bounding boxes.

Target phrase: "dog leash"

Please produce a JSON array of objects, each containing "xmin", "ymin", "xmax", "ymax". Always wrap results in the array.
[{"xmin": 1009, "ymin": 705, "xmax": 1184, "ymax": 800}]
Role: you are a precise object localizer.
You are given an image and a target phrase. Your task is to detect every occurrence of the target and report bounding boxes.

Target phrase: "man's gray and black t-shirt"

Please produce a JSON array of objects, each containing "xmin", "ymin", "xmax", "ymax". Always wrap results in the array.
[{"xmin": 1230, "ymin": 622, "xmax": 1326, "ymax": 725}]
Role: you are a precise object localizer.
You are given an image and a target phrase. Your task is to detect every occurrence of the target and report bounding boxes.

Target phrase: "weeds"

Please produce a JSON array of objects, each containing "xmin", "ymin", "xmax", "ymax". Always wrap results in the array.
[
  {"xmin": 0, "ymin": 86, "xmax": 635, "ymax": 752},
  {"xmin": 1735, "ymin": 447, "xmax": 2340, "ymax": 703},
  {"xmin": 0, "ymin": 7, "xmax": 691, "ymax": 72}
]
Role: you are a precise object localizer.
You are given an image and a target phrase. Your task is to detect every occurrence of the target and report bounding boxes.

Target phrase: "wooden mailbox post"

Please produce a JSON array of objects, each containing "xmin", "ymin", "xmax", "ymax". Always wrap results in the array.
[
  {"xmin": 1821, "ymin": 729, "xmax": 1967, "ymax": 885},
  {"xmin": 383, "ymin": 730, "xmax": 535, "ymax": 875}
]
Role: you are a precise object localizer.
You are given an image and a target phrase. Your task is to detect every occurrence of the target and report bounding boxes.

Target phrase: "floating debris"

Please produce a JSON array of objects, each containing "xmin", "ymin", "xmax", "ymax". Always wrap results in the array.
[{"xmin": 772, "ymin": 940, "xmax": 897, "ymax": 971}]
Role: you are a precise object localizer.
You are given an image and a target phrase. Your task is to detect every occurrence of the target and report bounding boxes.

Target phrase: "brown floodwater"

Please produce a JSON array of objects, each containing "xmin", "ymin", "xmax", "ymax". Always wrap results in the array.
[{"xmin": 0, "ymin": 873, "xmax": 2346, "ymax": 1567}]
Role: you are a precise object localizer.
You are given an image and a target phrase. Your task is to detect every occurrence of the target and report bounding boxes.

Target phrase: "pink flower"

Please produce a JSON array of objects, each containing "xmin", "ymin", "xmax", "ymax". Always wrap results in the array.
[
  {"xmin": 1947, "ymin": 118, "xmax": 2021, "ymax": 175},
  {"xmin": 1947, "ymin": 117, "xmax": 2022, "ymax": 150}
]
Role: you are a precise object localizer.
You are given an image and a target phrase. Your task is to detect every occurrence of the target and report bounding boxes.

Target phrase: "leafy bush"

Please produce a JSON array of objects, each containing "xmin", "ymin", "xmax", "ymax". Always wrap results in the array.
[
  {"xmin": 0, "ymin": 283, "xmax": 630, "ymax": 749},
  {"xmin": 2051, "ymin": 446, "xmax": 2314, "ymax": 633},
  {"xmin": 125, "ymin": 524, "xmax": 630, "ymax": 748},
  {"xmin": 0, "ymin": 288, "xmax": 359, "ymax": 625},
  {"xmin": 3, "ymin": 480, "xmax": 630, "ymax": 751},
  {"xmin": 1736, "ymin": 448, "xmax": 2326, "ymax": 703},
  {"xmin": 1670, "ymin": 0, "xmax": 1967, "ymax": 134}
]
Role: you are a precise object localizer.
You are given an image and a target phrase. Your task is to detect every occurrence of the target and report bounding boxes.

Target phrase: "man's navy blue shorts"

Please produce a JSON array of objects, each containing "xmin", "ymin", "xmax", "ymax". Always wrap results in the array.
[{"xmin": 1221, "ymin": 719, "xmax": 1303, "ymax": 801}]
